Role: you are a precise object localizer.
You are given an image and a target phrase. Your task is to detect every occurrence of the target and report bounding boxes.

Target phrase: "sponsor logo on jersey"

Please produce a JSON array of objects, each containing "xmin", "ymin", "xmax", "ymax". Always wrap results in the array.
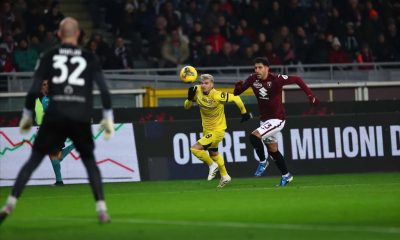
[
  {"xmin": 259, "ymin": 87, "xmax": 269, "ymax": 100},
  {"xmin": 201, "ymin": 97, "xmax": 214, "ymax": 105},
  {"xmin": 64, "ymin": 85, "xmax": 74, "ymax": 94},
  {"xmin": 253, "ymin": 80, "xmax": 263, "ymax": 88}
]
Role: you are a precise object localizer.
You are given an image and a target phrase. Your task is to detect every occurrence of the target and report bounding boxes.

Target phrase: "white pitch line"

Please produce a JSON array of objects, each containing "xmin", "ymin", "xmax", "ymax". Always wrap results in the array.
[{"xmin": 42, "ymin": 217, "xmax": 400, "ymax": 235}]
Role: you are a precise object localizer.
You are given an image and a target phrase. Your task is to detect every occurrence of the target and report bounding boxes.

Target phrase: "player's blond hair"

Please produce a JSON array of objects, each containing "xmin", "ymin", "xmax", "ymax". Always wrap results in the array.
[{"xmin": 200, "ymin": 74, "xmax": 214, "ymax": 83}]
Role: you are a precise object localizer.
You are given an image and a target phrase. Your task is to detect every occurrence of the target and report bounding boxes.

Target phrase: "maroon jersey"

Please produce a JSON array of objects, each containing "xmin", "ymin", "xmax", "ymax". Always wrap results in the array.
[{"xmin": 234, "ymin": 73, "xmax": 313, "ymax": 121}]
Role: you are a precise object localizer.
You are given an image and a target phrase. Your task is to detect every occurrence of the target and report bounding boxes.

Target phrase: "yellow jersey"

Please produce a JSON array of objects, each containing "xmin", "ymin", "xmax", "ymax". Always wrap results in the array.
[{"xmin": 184, "ymin": 86, "xmax": 247, "ymax": 131}]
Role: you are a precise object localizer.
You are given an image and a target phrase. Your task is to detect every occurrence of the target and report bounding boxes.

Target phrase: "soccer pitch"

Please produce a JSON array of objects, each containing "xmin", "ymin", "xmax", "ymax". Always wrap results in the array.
[{"xmin": 0, "ymin": 173, "xmax": 399, "ymax": 240}]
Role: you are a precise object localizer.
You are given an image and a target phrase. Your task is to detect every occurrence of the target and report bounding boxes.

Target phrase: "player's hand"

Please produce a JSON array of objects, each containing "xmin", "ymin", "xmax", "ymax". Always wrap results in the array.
[
  {"xmin": 100, "ymin": 109, "xmax": 114, "ymax": 140},
  {"xmin": 241, "ymin": 112, "xmax": 252, "ymax": 123},
  {"xmin": 19, "ymin": 116, "xmax": 33, "ymax": 134},
  {"xmin": 19, "ymin": 108, "xmax": 33, "ymax": 134},
  {"xmin": 187, "ymin": 86, "xmax": 197, "ymax": 101},
  {"xmin": 308, "ymin": 95, "xmax": 319, "ymax": 106}
]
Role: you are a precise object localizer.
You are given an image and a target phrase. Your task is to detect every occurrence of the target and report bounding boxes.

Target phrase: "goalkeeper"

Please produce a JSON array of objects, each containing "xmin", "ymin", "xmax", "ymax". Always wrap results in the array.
[
  {"xmin": 0, "ymin": 17, "xmax": 114, "ymax": 224},
  {"xmin": 35, "ymin": 79, "xmax": 75, "ymax": 186},
  {"xmin": 184, "ymin": 74, "xmax": 251, "ymax": 188}
]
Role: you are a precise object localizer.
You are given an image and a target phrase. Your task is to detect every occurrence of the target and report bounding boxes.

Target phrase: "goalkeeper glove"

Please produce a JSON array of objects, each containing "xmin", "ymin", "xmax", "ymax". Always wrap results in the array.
[
  {"xmin": 308, "ymin": 95, "xmax": 319, "ymax": 106},
  {"xmin": 187, "ymin": 86, "xmax": 197, "ymax": 101},
  {"xmin": 100, "ymin": 109, "xmax": 114, "ymax": 140},
  {"xmin": 19, "ymin": 108, "xmax": 33, "ymax": 134},
  {"xmin": 240, "ymin": 112, "xmax": 252, "ymax": 123}
]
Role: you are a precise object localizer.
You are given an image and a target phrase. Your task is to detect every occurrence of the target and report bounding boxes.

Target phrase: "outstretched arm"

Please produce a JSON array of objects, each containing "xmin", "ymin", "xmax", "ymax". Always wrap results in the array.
[
  {"xmin": 93, "ymin": 71, "xmax": 112, "ymax": 110},
  {"xmin": 229, "ymin": 94, "xmax": 247, "ymax": 114},
  {"xmin": 233, "ymin": 75, "xmax": 253, "ymax": 95},
  {"xmin": 284, "ymin": 75, "xmax": 319, "ymax": 105},
  {"xmin": 93, "ymin": 64, "xmax": 114, "ymax": 140},
  {"xmin": 25, "ymin": 55, "xmax": 49, "ymax": 112},
  {"xmin": 20, "ymin": 54, "xmax": 49, "ymax": 133},
  {"xmin": 184, "ymin": 99, "xmax": 193, "ymax": 109},
  {"xmin": 184, "ymin": 86, "xmax": 197, "ymax": 109},
  {"xmin": 216, "ymin": 92, "xmax": 251, "ymax": 122},
  {"xmin": 230, "ymin": 94, "xmax": 252, "ymax": 122}
]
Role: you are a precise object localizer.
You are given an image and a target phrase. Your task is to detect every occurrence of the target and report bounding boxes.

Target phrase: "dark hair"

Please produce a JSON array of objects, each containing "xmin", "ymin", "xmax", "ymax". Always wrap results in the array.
[{"xmin": 253, "ymin": 57, "xmax": 270, "ymax": 66}]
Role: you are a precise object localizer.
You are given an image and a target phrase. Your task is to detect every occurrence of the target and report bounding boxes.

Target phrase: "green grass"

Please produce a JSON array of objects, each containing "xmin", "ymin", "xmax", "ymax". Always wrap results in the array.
[{"xmin": 0, "ymin": 173, "xmax": 399, "ymax": 240}]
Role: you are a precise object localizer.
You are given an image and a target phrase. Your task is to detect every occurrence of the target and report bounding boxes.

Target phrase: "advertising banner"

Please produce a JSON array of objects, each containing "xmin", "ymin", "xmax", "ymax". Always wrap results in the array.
[
  {"xmin": 135, "ymin": 113, "xmax": 400, "ymax": 180},
  {"xmin": 0, "ymin": 123, "xmax": 140, "ymax": 186}
]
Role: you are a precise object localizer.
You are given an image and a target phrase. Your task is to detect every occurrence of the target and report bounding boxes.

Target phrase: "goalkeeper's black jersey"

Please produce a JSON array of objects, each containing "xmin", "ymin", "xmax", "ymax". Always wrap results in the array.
[{"xmin": 25, "ymin": 44, "xmax": 111, "ymax": 123}]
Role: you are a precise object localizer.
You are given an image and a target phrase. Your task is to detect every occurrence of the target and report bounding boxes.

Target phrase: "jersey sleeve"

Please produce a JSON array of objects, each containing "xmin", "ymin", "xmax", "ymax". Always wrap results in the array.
[
  {"xmin": 213, "ymin": 90, "xmax": 247, "ymax": 114},
  {"xmin": 193, "ymin": 85, "xmax": 201, "ymax": 101},
  {"xmin": 183, "ymin": 99, "xmax": 193, "ymax": 109},
  {"xmin": 91, "ymin": 54, "xmax": 112, "ymax": 110},
  {"xmin": 234, "ymin": 74, "xmax": 254, "ymax": 95},
  {"xmin": 25, "ymin": 53, "xmax": 51, "ymax": 111},
  {"xmin": 229, "ymin": 95, "xmax": 247, "ymax": 114},
  {"xmin": 212, "ymin": 89, "xmax": 230, "ymax": 103}
]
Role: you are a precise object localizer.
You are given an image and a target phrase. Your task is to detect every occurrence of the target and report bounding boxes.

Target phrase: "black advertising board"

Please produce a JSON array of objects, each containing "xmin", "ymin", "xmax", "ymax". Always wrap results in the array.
[{"xmin": 134, "ymin": 113, "xmax": 400, "ymax": 180}]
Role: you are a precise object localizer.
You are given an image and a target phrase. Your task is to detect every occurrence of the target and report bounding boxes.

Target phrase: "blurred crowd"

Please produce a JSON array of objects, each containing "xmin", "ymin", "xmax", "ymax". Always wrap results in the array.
[{"xmin": 0, "ymin": 0, "xmax": 400, "ymax": 73}]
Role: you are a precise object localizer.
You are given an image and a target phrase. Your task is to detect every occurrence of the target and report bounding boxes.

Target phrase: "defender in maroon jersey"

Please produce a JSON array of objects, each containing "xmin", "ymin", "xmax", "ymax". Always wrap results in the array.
[{"xmin": 234, "ymin": 57, "xmax": 319, "ymax": 186}]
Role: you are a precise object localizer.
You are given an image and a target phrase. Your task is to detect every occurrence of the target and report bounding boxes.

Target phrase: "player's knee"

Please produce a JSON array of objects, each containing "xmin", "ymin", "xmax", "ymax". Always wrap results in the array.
[
  {"xmin": 267, "ymin": 143, "xmax": 278, "ymax": 152},
  {"xmin": 251, "ymin": 130, "xmax": 262, "ymax": 138},
  {"xmin": 190, "ymin": 147, "xmax": 201, "ymax": 157}
]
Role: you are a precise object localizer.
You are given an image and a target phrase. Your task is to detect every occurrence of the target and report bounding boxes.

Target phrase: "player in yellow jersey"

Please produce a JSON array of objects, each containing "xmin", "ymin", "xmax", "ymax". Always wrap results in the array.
[{"xmin": 184, "ymin": 74, "xmax": 251, "ymax": 188}]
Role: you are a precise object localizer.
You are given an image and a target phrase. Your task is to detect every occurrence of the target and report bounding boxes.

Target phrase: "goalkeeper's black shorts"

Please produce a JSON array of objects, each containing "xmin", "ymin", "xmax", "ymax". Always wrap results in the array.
[{"xmin": 33, "ymin": 117, "xmax": 94, "ymax": 159}]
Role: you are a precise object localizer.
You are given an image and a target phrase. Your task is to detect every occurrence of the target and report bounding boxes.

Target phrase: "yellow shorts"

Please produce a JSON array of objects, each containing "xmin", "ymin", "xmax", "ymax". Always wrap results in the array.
[{"xmin": 198, "ymin": 130, "xmax": 225, "ymax": 150}]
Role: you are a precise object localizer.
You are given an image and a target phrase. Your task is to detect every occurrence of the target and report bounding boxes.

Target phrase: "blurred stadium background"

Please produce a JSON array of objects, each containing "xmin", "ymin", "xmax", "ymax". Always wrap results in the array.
[{"xmin": 0, "ymin": 0, "xmax": 399, "ymax": 239}]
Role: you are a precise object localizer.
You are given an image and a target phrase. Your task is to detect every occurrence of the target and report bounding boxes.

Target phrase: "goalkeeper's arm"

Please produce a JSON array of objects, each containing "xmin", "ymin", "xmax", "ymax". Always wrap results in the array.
[
  {"xmin": 94, "ymin": 69, "xmax": 114, "ymax": 140},
  {"xmin": 20, "ymin": 68, "xmax": 45, "ymax": 133}
]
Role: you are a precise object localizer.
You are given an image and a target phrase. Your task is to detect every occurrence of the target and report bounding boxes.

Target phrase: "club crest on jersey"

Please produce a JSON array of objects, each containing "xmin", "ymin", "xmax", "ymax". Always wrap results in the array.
[
  {"xmin": 253, "ymin": 80, "xmax": 263, "ymax": 88},
  {"xmin": 266, "ymin": 82, "xmax": 272, "ymax": 88}
]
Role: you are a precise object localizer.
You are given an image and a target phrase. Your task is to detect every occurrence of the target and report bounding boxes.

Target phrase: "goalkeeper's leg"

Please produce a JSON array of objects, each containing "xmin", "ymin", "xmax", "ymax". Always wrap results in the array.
[
  {"xmin": 71, "ymin": 122, "xmax": 110, "ymax": 223},
  {"xmin": 0, "ymin": 150, "xmax": 45, "ymax": 225},
  {"xmin": 80, "ymin": 152, "xmax": 110, "ymax": 223}
]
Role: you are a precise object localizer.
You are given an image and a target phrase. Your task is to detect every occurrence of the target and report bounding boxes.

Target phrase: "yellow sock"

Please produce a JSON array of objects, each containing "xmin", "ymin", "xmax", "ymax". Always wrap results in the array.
[
  {"xmin": 211, "ymin": 154, "xmax": 228, "ymax": 176},
  {"xmin": 191, "ymin": 148, "xmax": 214, "ymax": 166}
]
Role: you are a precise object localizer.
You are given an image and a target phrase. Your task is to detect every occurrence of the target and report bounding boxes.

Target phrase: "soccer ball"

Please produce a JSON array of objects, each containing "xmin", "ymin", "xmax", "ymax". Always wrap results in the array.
[{"xmin": 179, "ymin": 66, "xmax": 198, "ymax": 83}]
